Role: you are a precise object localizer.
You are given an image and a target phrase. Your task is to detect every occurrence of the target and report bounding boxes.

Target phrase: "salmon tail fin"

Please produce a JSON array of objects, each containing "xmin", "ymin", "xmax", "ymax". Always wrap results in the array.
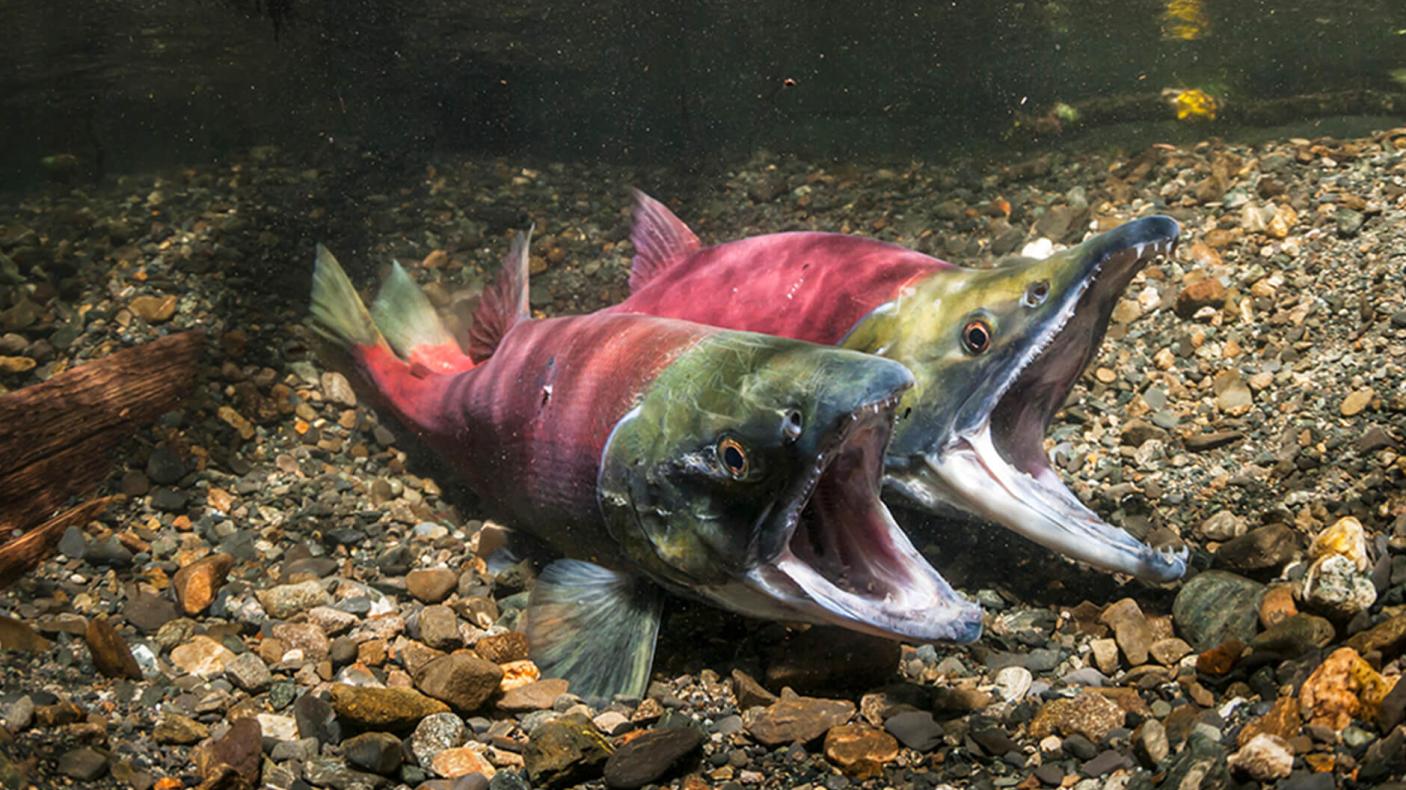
[
  {"xmin": 309, "ymin": 244, "xmax": 449, "ymax": 435},
  {"xmin": 629, "ymin": 189, "xmax": 700, "ymax": 293},
  {"xmin": 372, "ymin": 261, "xmax": 477, "ymax": 375},
  {"xmin": 467, "ymin": 226, "xmax": 533, "ymax": 363},
  {"xmin": 310, "ymin": 244, "xmax": 385, "ymax": 352}
]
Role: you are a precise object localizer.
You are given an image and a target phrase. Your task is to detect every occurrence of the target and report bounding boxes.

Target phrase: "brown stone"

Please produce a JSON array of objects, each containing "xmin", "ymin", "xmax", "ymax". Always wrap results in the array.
[
  {"xmin": 823, "ymin": 724, "xmax": 899, "ymax": 779},
  {"xmin": 1237, "ymin": 696, "xmax": 1300, "ymax": 747},
  {"xmin": 1299, "ymin": 647, "xmax": 1398, "ymax": 730},
  {"xmin": 413, "ymin": 653, "xmax": 504, "ymax": 713},
  {"xmin": 130, "ymin": 294, "xmax": 178, "ymax": 323},
  {"xmin": 730, "ymin": 669, "xmax": 777, "ymax": 710},
  {"xmin": 1029, "ymin": 692, "xmax": 1124, "ymax": 742},
  {"xmin": 430, "ymin": 746, "xmax": 497, "ymax": 779},
  {"xmin": 474, "ymin": 631, "xmax": 529, "ymax": 664},
  {"xmin": 154, "ymin": 713, "xmax": 209, "ymax": 745},
  {"xmin": 744, "ymin": 696, "xmax": 856, "ymax": 746},
  {"xmin": 1175, "ymin": 276, "xmax": 1226, "ymax": 318},
  {"xmin": 1196, "ymin": 638, "xmax": 1246, "ymax": 676},
  {"xmin": 173, "ymin": 553, "xmax": 234, "ymax": 615},
  {"xmin": 406, "ymin": 568, "xmax": 458, "ymax": 603},
  {"xmin": 1346, "ymin": 613, "xmax": 1406, "ymax": 660},
  {"xmin": 195, "ymin": 717, "xmax": 261, "ymax": 786},
  {"xmin": 329, "ymin": 683, "xmax": 449, "ymax": 731},
  {"xmin": 498, "ymin": 678, "xmax": 570, "ymax": 712},
  {"xmin": 84, "ymin": 617, "xmax": 142, "ymax": 679},
  {"xmin": 1259, "ymin": 585, "xmax": 1298, "ymax": 628},
  {"xmin": 1100, "ymin": 598, "xmax": 1154, "ymax": 667}
]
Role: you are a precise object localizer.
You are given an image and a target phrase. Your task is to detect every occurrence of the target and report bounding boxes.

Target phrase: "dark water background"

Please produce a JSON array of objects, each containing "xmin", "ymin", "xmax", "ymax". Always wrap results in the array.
[{"xmin": 4, "ymin": 0, "xmax": 1406, "ymax": 190}]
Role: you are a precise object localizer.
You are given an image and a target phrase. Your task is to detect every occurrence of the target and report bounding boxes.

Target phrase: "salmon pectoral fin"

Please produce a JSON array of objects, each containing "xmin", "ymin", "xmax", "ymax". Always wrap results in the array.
[{"xmin": 525, "ymin": 559, "xmax": 662, "ymax": 703}]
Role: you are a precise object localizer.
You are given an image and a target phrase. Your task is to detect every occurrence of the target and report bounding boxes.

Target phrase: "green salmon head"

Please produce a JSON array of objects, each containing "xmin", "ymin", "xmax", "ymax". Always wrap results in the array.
[
  {"xmin": 598, "ymin": 331, "xmax": 982, "ymax": 644},
  {"xmin": 846, "ymin": 216, "xmax": 1188, "ymax": 582}
]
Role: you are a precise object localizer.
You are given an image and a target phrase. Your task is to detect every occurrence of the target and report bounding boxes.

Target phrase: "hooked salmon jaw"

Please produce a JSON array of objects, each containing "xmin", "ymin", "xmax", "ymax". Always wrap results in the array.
[
  {"xmin": 912, "ymin": 224, "xmax": 1189, "ymax": 583},
  {"xmin": 753, "ymin": 391, "xmax": 983, "ymax": 643}
]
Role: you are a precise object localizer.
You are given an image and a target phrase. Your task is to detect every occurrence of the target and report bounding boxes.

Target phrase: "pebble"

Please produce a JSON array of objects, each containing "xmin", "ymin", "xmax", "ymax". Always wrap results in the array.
[
  {"xmin": 1100, "ymin": 598, "xmax": 1153, "ymax": 666},
  {"xmin": 430, "ymin": 745, "xmax": 497, "ymax": 779},
  {"xmin": 257, "ymin": 579, "xmax": 331, "ymax": 619},
  {"xmin": 993, "ymin": 665, "xmax": 1033, "ymax": 702},
  {"xmin": 821, "ymin": 724, "xmax": 899, "ymax": 780},
  {"xmin": 414, "ymin": 654, "xmax": 504, "ymax": 714},
  {"xmin": 84, "ymin": 616, "xmax": 143, "ymax": 679},
  {"xmin": 1301, "ymin": 553, "xmax": 1377, "ymax": 618},
  {"xmin": 195, "ymin": 717, "xmax": 262, "ymax": 786},
  {"xmin": 129, "ymin": 294, "xmax": 178, "ymax": 323},
  {"xmin": 411, "ymin": 712, "xmax": 468, "ymax": 767},
  {"xmin": 1341, "ymin": 387, "xmax": 1375, "ymax": 416},
  {"xmin": 169, "ymin": 635, "xmax": 236, "ymax": 677},
  {"xmin": 407, "ymin": 568, "xmax": 459, "ymax": 603},
  {"xmin": 1134, "ymin": 719, "xmax": 1169, "ymax": 767},
  {"xmin": 1199, "ymin": 510, "xmax": 1247, "ymax": 541},
  {"xmin": 173, "ymin": 553, "xmax": 234, "ymax": 615},
  {"xmin": 154, "ymin": 712, "xmax": 209, "ymax": 745},
  {"xmin": 1310, "ymin": 516, "xmax": 1369, "ymax": 571},
  {"xmin": 225, "ymin": 650, "xmax": 273, "ymax": 692},
  {"xmin": 498, "ymin": 679, "xmax": 569, "ymax": 712},
  {"xmin": 1029, "ymin": 692, "xmax": 1124, "ymax": 742},
  {"xmin": 1227, "ymin": 734, "xmax": 1294, "ymax": 781},
  {"xmin": 1214, "ymin": 524, "xmax": 1297, "ymax": 572},
  {"xmin": 743, "ymin": 695, "xmax": 855, "ymax": 746},
  {"xmin": 1173, "ymin": 571, "xmax": 1265, "ymax": 650},
  {"xmin": 343, "ymin": 731, "xmax": 405, "ymax": 775},
  {"xmin": 882, "ymin": 710, "xmax": 943, "ymax": 752},
  {"xmin": 523, "ymin": 713, "xmax": 611, "ymax": 788},
  {"xmin": 603, "ymin": 726, "xmax": 704, "ymax": 788},
  {"xmin": 331, "ymin": 683, "xmax": 450, "ymax": 731},
  {"xmin": 57, "ymin": 747, "xmax": 108, "ymax": 781},
  {"xmin": 1300, "ymin": 647, "xmax": 1396, "ymax": 730}
]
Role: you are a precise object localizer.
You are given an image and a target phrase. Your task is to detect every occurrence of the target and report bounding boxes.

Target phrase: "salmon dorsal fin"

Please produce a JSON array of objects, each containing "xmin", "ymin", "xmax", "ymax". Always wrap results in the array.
[
  {"xmin": 629, "ymin": 189, "xmax": 700, "ymax": 293},
  {"xmin": 468, "ymin": 226, "xmax": 533, "ymax": 363}
]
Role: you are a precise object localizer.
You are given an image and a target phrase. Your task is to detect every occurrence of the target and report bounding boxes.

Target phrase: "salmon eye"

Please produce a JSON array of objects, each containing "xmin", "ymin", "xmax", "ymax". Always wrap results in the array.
[
  {"xmin": 718, "ymin": 437, "xmax": 749, "ymax": 478},
  {"xmin": 961, "ymin": 319, "xmax": 993, "ymax": 355},
  {"xmin": 1023, "ymin": 280, "xmax": 1049, "ymax": 308}
]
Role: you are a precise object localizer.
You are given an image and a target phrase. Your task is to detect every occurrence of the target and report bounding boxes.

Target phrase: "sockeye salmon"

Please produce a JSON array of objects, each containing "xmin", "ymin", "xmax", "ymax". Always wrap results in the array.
[
  {"xmin": 309, "ymin": 230, "xmax": 982, "ymax": 701},
  {"xmin": 606, "ymin": 192, "xmax": 1187, "ymax": 582}
]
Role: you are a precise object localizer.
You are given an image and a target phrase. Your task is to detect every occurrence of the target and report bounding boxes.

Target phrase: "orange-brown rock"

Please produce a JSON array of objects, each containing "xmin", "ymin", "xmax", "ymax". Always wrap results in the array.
[
  {"xmin": 1237, "ymin": 696, "xmax": 1300, "ymax": 747},
  {"xmin": 1029, "ymin": 692, "xmax": 1124, "ymax": 742},
  {"xmin": 1299, "ymin": 647, "xmax": 1398, "ymax": 729},
  {"xmin": 1175, "ymin": 275, "xmax": 1227, "ymax": 318},
  {"xmin": 1259, "ymin": 585, "xmax": 1298, "ymax": 628},
  {"xmin": 823, "ymin": 724, "xmax": 899, "ymax": 779},
  {"xmin": 1196, "ymin": 638, "xmax": 1246, "ymax": 676},
  {"xmin": 85, "ymin": 616, "xmax": 143, "ymax": 679},
  {"xmin": 173, "ymin": 553, "xmax": 234, "ymax": 615}
]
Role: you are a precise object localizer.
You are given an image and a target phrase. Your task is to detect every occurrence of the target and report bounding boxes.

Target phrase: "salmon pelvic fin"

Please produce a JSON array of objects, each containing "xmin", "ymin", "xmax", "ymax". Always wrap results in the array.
[
  {"xmin": 309, "ymin": 244, "xmax": 452, "ymax": 435},
  {"xmin": 628, "ymin": 189, "xmax": 700, "ymax": 293},
  {"xmin": 467, "ymin": 226, "xmax": 533, "ymax": 363}
]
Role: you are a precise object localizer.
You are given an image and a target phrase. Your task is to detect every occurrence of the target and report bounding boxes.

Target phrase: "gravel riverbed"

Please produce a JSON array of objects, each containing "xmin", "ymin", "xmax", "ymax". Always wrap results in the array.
[{"xmin": 1, "ymin": 126, "xmax": 1405, "ymax": 789}]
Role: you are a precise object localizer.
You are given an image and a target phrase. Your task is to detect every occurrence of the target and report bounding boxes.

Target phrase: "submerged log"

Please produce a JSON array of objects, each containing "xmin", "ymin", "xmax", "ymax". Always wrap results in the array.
[{"xmin": 0, "ymin": 331, "xmax": 203, "ymax": 586}]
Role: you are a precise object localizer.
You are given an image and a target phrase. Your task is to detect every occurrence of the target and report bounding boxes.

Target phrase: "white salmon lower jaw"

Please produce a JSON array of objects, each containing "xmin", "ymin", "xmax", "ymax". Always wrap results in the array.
[
  {"xmin": 745, "ymin": 413, "xmax": 983, "ymax": 644},
  {"xmin": 895, "ymin": 423, "xmax": 1188, "ymax": 583}
]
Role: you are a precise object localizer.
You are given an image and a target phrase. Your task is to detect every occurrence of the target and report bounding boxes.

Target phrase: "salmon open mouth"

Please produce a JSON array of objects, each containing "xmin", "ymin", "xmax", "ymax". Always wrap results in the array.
[
  {"xmin": 926, "ymin": 217, "xmax": 1189, "ymax": 583},
  {"xmin": 755, "ymin": 391, "xmax": 983, "ymax": 643}
]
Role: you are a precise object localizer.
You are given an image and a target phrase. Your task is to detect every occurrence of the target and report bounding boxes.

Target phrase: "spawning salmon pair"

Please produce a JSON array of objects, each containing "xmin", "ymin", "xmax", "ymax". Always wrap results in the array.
[{"xmin": 309, "ymin": 190, "xmax": 1183, "ymax": 700}]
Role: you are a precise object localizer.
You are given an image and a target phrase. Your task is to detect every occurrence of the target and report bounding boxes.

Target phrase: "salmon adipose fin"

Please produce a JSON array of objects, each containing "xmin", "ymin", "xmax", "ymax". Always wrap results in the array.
[
  {"xmin": 372, "ymin": 262, "xmax": 476, "ymax": 375},
  {"xmin": 467, "ymin": 227, "xmax": 533, "ymax": 363},
  {"xmin": 526, "ymin": 559, "xmax": 662, "ymax": 702},
  {"xmin": 628, "ymin": 189, "xmax": 700, "ymax": 293},
  {"xmin": 309, "ymin": 245, "xmax": 451, "ymax": 435}
]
